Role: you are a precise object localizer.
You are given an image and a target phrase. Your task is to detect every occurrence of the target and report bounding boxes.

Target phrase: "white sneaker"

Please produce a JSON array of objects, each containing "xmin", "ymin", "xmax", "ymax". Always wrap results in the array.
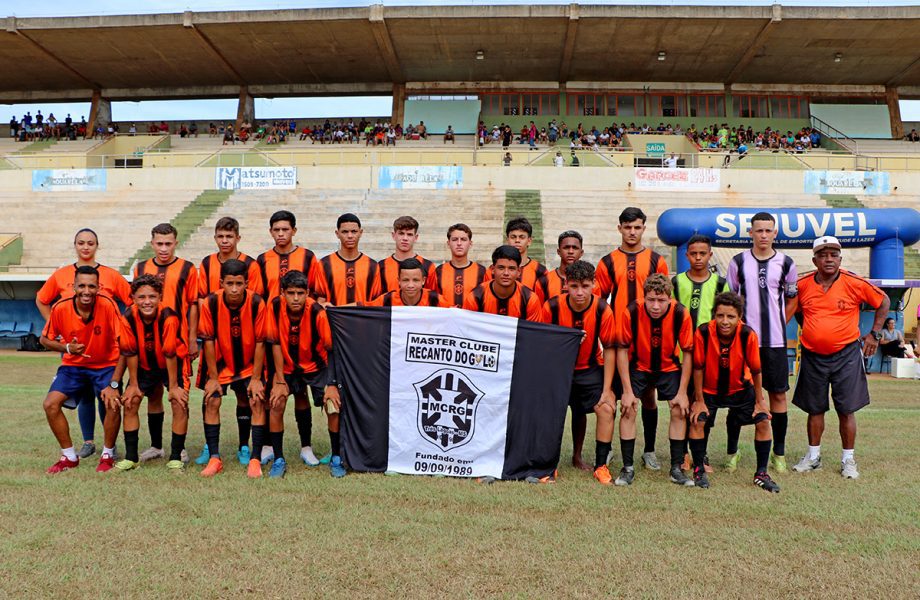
[
  {"xmin": 179, "ymin": 449, "xmax": 189, "ymax": 464},
  {"xmin": 841, "ymin": 458, "xmax": 860, "ymax": 479},
  {"xmin": 792, "ymin": 455, "xmax": 822, "ymax": 473},
  {"xmin": 139, "ymin": 447, "xmax": 165, "ymax": 462},
  {"xmin": 300, "ymin": 446, "xmax": 320, "ymax": 466},
  {"xmin": 641, "ymin": 452, "xmax": 661, "ymax": 471}
]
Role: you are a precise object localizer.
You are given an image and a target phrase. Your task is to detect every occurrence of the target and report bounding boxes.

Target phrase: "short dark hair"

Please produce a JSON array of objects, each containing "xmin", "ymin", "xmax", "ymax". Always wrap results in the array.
[
  {"xmin": 713, "ymin": 291, "xmax": 744, "ymax": 315},
  {"xmin": 215, "ymin": 216, "xmax": 240, "ymax": 234},
  {"xmin": 619, "ymin": 207, "xmax": 647, "ymax": 224},
  {"xmin": 74, "ymin": 265, "xmax": 99, "ymax": 280},
  {"xmin": 751, "ymin": 211, "xmax": 775, "ymax": 227},
  {"xmin": 447, "ymin": 223, "xmax": 473, "ymax": 239},
  {"xmin": 491, "ymin": 245, "xmax": 522, "ymax": 265},
  {"xmin": 686, "ymin": 234, "xmax": 712, "ymax": 249},
  {"xmin": 393, "ymin": 216, "xmax": 419, "ymax": 232},
  {"xmin": 73, "ymin": 228, "xmax": 98, "ymax": 244},
  {"xmin": 557, "ymin": 230, "xmax": 583, "ymax": 247},
  {"xmin": 220, "ymin": 258, "xmax": 248, "ymax": 280},
  {"xmin": 505, "ymin": 217, "xmax": 532, "ymax": 237},
  {"xmin": 131, "ymin": 273, "xmax": 163, "ymax": 295},
  {"xmin": 151, "ymin": 223, "xmax": 177, "ymax": 238},
  {"xmin": 398, "ymin": 258, "xmax": 425, "ymax": 274},
  {"xmin": 270, "ymin": 210, "xmax": 296, "ymax": 229},
  {"xmin": 564, "ymin": 260, "xmax": 595, "ymax": 282},
  {"xmin": 281, "ymin": 270, "xmax": 309, "ymax": 291},
  {"xmin": 643, "ymin": 273, "xmax": 672, "ymax": 296},
  {"xmin": 337, "ymin": 213, "xmax": 361, "ymax": 229}
]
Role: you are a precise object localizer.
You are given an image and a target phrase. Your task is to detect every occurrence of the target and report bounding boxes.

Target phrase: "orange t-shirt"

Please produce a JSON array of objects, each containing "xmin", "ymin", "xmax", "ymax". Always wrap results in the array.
[
  {"xmin": 43, "ymin": 295, "xmax": 123, "ymax": 368},
  {"xmin": 256, "ymin": 247, "xmax": 320, "ymax": 302},
  {"xmin": 198, "ymin": 290, "xmax": 267, "ymax": 384},
  {"xmin": 542, "ymin": 267, "xmax": 568, "ymax": 300},
  {"xmin": 595, "ymin": 248, "xmax": 669, "ymax": 316},
  {"xmin": 435, "ymin": 261, "xmax": 488, "ymax": 307},
  {"xmin": 462, "ymin": 281, "xmax": 544, "ymax": 322},
  {"xmin": 796, "ymin": 269, "xmax": 886, "ymax": 355},
  {"xmin": 543, "ymin": 294, "xmax": 616, "ymax": 370},
  {"xmin": 693, "ymin": 321, "xmax": 761, "ymax": 396},
  {"xmin": 377, "ymin": 254, "xmax": 438, "ymax": 294},
  {"xmin": 617, "ymin": 299, "xmax": 693, "ymax": 373},
  {"xmin": 266, "ymin": 296, "xmax": 330, "ymax": 375},
  {"xmin": 119, "ymin": 306, "xmax": 187, "ymax": 371},
  {"xmin": 484, "ymin": 258, "xmax": 550, "ymax": 303},
  {"xmin": 37, "ymin": 263, "xmax": 131, "ymax": 307},
  {"xmin": 197, "ymin": 252, "xmax": 262, "ymax": 299},
  {"xmin": 134, "ymin": 257, "xmax": 198, "ymax": 340},
  {"xmin": 367, "ymin": 290, "xmax": 452, "ymax": 308},
  {"xmin": 314, "ymin": 252, "xmax": 382, "ymax": 306}
]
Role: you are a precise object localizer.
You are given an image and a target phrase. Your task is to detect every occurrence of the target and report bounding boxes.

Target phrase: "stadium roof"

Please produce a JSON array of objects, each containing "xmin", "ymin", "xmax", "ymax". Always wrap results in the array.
[{"xmin": 1, "ymin": 4, "xmax": 919, "ymax": 102}]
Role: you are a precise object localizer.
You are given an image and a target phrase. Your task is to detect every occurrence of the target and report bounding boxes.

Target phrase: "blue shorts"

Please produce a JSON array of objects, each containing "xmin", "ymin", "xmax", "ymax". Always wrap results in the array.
[{"xmin": 49, "ymin": 365, "xmax": 116, "ymax": 409}]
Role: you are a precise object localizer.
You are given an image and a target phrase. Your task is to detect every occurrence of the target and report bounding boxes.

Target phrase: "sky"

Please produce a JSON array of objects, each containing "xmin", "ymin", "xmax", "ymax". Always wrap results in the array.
[{"xmin": 1, "ymin": 0, "xmax": 918, "ymax": 122}]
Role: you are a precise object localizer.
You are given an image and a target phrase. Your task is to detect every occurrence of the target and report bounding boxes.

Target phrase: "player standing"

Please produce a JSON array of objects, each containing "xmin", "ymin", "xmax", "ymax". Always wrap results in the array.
[
  {"xmin": 463, "ymin": 246, "xmax": 544, "ymax": 321},
  {"xmin": 377, "ymin": 216, "xmax": 438, "ymax": 294},
  {"xmin": 369, "ymin": 258, "xmax": 452, "ymax": 307},
  {"xmin": 314, "ymin": 213, "xmax": 381, "ymax": 307},
  {"xmin": 543, "ymin": 230, "xmax": 585, "ymax": 301},
  {"xmin": 435, "ymin": 223, "xmax": 487, "ymax": 307},
  {"xmin": 486, "ymin": 217, "xmax": 550, "ymax": 302}
]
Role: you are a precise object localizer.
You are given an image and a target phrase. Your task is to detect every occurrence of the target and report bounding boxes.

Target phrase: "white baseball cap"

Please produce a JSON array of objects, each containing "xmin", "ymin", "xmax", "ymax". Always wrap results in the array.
[{"xmin": 812, "ymin": 235, "xmax": 842, "ymax": 253}]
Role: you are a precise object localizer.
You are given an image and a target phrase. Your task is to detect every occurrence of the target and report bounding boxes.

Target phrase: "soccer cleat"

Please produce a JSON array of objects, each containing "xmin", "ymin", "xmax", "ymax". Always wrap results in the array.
[
  {"xmin": 792, "ymin": 455, "xmax": 822, "ymax": 473},
  {"xmin": 669, "ymin": 465, "xmax": 695, "ymax": 487},
  {"xmin": 47, "ymin": 455, "xmax": 79, "ymax": 474},
  {"xmin": 318, "ymin": 453, "xmax": 332, "ymax": 465},
  {"xmin": 594, "ymin": 465, "xmax": 613, "ymax": 486},
  {"xmin": 693, "ymin": 466, "xmax": 710, "ymax": 489},
  {"xmin": 725, "ymin": 452, "xmax": 741, "ymax": 472},
  {"xmin": 614, "ymin": 466, "xmax": 635, "ymax": 486},
  {"xmin": 754, "ymin": 471, "xmax": 781, "ymax": 493},
  {"xmin": 329, "ymin": 455, "xmax": 346, "ymax": 478},
  {"xmin": 260, "ymin": 446, "xmax": 274, "ymax": 466},
  {"xmin": 165, "ymin": 460, "xmax": 185, "ymax": 471},
  {"xmin": 237, "ymin": 445, "xmax": 251, "ymax": 466},
  {"xmin": 770, "ymin": 453, "xmax": 788, "ymax": 473},
  {"xmin": 269, "ymin": 457, "xmax": 287, "ymax": 479},
  {"xmin": 300, "ymin": 446, "xmax": 320, "ymax": 466},
  {"xmin": 114, "ymin": 459, "xmax": 139, "ymax": 471},
  {"xmin": 96, "ymin": 454, "xmax": 115, "ymax": 473},
  {"xmin": 477, "ymin": 476, "xmax": 497, "ymax": 484},
  {"xmin": 841, "ymin": 458, "xmax": 860, "ymax": 479},
  {"xmin": 194, "ymin": 444, "xmax": 210, "ymax": 465},
  {"xmin": 77, "ymin": 442, "xmax": 96, "ymax": 459},
  {"xmin": 525, "ymin": 471, "xmax": 557, "ymax": 484},
  {"xmin": 641, "ymin": 452, "xmax": 661, "ymax": 471},
  {"xmin": 247, "ymin": 458, "xmax": 262, "ymax": 479},
  {"xmin": 200, "ymin": 456, "xmax": 223, "ymax": 477},
  {"xmin": 139, "ymin": 447, "xmax": 165, "ymax": 462},
  {"xmin": 384, "ymin": 470, "xmax": 402, "ymax": 477}
]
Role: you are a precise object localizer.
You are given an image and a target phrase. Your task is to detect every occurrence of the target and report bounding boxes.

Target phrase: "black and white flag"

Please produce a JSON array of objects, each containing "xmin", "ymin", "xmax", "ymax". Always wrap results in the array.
[{"xmin": 328, "ymin": 306, "xmax": 581, "ymax": 480}]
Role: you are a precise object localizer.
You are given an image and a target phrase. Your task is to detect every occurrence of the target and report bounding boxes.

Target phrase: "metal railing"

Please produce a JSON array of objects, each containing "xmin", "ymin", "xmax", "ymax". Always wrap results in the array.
[{"xmin": 810, "ymin": 115, "xmax": 860, "ymax": 155}]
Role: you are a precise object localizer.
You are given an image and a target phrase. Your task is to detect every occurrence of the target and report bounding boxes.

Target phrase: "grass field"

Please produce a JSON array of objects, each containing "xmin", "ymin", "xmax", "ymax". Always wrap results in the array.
[{"xmin": 2, "ymin": 352, "xmax": 918, "ymax": 598}]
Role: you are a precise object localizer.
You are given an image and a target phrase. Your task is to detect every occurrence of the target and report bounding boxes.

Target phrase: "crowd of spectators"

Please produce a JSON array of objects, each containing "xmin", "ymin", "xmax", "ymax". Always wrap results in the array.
[
  {"xmin": 478, "ymin": 120, "xmax": 627, "ymax": 150},
  {"xmin": 687, "ymin": 123, "xmax": 822, "ymax": 153},
  {"xmin": 8, "ymin": 111, "xmax": 89, "ymax": 142}
]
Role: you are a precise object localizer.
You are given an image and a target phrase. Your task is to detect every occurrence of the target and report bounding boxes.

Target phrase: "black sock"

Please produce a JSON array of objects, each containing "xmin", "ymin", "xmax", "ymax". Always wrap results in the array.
[
  {"xmin": 620, "ymin": 438, "xmax": 636, "ymax": 469},
  {"xmin": 755, "ymin": 439, "xmax": 771, "ymax": 473},
  {"xmin": 726, "ymin": 413, "xmax": 741, "ymax": 455},
  {"xmin": 169, "ymin": 432, "xmax": 186, "ymax": 461},
  {"xmin": 204, "ymin": 423, "xmax": 220, "ymax": 457},
  {"xmin": 236, "ymin": 405, "xmax": 252, "ymax": 449},
  {"xmin": 251, "ymin": 424, "xmax": 265, "ymax": 463},
  {"xmin": 689, "ymin": 438, "xmax": 708, "ymax": 470},
  {"xmin": 595, "ymin": 440, "xmax": 612, "ymax": 469},
  {"xmin": 295, "ymin": 408, "xmax": 312, "ymax": 447},
  {"xmin": 271, "ymin": 430, "xmax": 284, "ymax": 460},
  {"xmin": 642, "ymin": 407, "xmax": 657, "ymax": 453},
  {"xmin": 148, "ymin": 412, "xmax": 164, "ymax": 449},
  {"xmin": 330, "ymin": 430, "xmax": 341, "ymax": 456},
  {"xmin": 669, "ymin": 438, "xmax": 684, "ymax": 468},
  {"xmin": 124, "ymin": 429, "xmax": 139, "ymax": 462},
  {"xmin": 771, "ymin": 412, "xmax": 788, "ymax": 456}
]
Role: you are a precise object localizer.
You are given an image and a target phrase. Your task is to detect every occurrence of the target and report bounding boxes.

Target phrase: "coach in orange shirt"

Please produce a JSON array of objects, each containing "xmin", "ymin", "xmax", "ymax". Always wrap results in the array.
[{"xmin": 790, "ymin": 236, "xmax": 889, "ymax": 480}]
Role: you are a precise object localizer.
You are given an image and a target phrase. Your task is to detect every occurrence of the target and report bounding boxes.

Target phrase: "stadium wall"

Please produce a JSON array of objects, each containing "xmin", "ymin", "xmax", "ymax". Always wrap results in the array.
[{"xmin": 810, "ymin": 104, "xmax": 893, "ymax": 138}]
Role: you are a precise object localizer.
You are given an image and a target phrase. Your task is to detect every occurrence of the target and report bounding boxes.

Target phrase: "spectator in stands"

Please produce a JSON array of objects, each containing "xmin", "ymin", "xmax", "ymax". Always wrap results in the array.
[
  {"xmin": 417, "ymin": 121, "xmax": 428, "ymax": 139},
  {"xmin": 9, "ymin": 116, "xmax": 18, "ymax": 140},
  {"xmin": 209, "ymin": 122, "xmax": 217, "ymax": 137},
  {"xmin": 189, "ymin": 122, "xmax": 198, "ymax": 138},
  {"xmin": 386, "ymin": 127, "xmax": 397, "ymax": 146},
  {"xmin": 664, "ymin": 153, "xmax": 678, "ymax": 168},
  {"xmin": 906, "ymin": 129, "xmax": 919, "ymax": 143},
  {"xmin": 179, "ymin": 124, "xmax": 189, "ymax": 138},
  {"xmin": 879, "ymin": 318, "xmax": 916, "ymax": 359},
  {"xmin": 502, "ymin": 125, "xmax": 512, "ymax": 149},
  {"xmin": 554, "ymin": 151, "xmax": 564, "ymax": 167},
  {"xmin": 503, "ymin": 152, "xmax": 512, "ymax": 167},
  {"xmin": 570, "ymin": 150, "xmax": 580, "ymax": 167},
  {"xmin": 222, "ymin": 124, "xmax": 235, "ymax": 145},
  {"xmin": 158, "ymin": 121, "xmax": 168, "ymax": 133},
  {"xmin": 444, "ymin": 125, "xmax": 455, "ymax": 144},
  {"xmin": 128, "ymin": 123, "xmax": 137, "ymax": 135}
]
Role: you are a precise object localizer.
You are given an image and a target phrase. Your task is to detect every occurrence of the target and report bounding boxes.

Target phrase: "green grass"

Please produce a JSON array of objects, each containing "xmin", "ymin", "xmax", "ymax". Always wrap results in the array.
[{"xmin": 2, "ymin": 353, "xmax": 918, "ymax": 598}]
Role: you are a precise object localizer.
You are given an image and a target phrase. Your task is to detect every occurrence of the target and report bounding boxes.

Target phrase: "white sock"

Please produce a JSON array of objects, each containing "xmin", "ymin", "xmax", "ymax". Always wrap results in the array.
[
  {"xmin": 300, "ymin": 446, "xmax": 319, "ymax": 463},
  {"xmin": 807, "ymin": 445, "xmax": 821, "ymax": 460},
  {"xmin": 102, "ymin": 446, "xmax": 115, "ymax": 458},
  {"xmin": 61, "ymin": 446, "xmax": 77, "ymax": 461},
  {"xmin": 841, "ymin": 449, "xmax": 854, "ymax": 463}
]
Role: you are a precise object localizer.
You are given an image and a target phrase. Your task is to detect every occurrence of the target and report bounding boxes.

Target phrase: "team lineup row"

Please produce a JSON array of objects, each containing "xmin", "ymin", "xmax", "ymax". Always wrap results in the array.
[{"xmin": 37, "ymin": 207, "xmax": 890, "ymax": 490}]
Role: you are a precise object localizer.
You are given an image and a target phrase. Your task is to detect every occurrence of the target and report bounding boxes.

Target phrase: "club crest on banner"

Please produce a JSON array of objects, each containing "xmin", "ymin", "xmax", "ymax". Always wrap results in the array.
[{"xmin": 414, "ymin": 368, "xmax": 484, "ymax": 452}]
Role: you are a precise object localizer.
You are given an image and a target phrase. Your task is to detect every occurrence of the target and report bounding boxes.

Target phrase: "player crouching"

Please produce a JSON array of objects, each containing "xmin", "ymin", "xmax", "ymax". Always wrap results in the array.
[{"xmin": 688, "ymin": 292, "xmax": 779, "ymax": 493}]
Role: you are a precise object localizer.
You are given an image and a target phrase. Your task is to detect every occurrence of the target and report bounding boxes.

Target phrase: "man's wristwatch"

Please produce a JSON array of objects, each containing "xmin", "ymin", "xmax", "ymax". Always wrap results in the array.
[
  {"xmin": 109, "ymin": 381, "xmax": 120, "ymax": 390},
  {"xmin": 870, "ymin": 330, "xmax": 882, "ymax": 341}
]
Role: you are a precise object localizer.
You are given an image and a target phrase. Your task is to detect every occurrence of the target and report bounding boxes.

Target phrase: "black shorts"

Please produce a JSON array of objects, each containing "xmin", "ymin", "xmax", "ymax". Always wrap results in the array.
[
  {"xmin": 139, "ymin": 359, "xmax": 192, "ymax": 396},
  {"xmin": 759, "ymin": 347, "xmax": 790, "ymax": 393},
  {"xmin": 702, "ymin": 387, "xmax": 766, "ymax": 427},
  {"xmin": 284, "ymin": 370, "xmax": 327, "ymax": 408},
  {"xmin": 793, "ymin": 341, "xmax": 870, "ymax": 415},
  {"xmin": 629, "ymin": 369, "xmax": 681, "ymax": 401},
  {"xmin": 219, "ymin": 378, "xmax": 251, "ymax": 399},
  {"xmin": 569, "ymin": 366, "xmax": 603, "ymax": 414}
]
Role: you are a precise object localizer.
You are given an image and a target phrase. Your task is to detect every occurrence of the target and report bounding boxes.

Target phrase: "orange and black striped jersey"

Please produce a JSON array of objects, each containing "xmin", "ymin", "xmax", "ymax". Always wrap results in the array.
[
  {"xmin": 484, "ymin": 258, "xmax": 551, "ymax": 303},
  {"xmin": 542, "ymin": 267, "xmax": 568, "ymax": 300},
  {"xmin": 120, "ymin": 306, "xmax": 187, "ymax": 372},
  {"xmin": 544, "ymin": 295, "xmax": 616, "ymax": 370},
  {"xmin": 256, "ymin": 246, "xmax": 320, "ymax": 302},
  {"xmin": 43, "ymin": 295, "xmax": 124, "ymax": 369},
  {"xmin": 595, "ymin": 248, "xmax": 669, "ymax": 316},
  {"xmin": 37, "ymin": 263, "xmax": 131, "ymax": 307},
  {"xmin": 462, "ymin": 281, "xmax": 544, "ymax": 322},
  {"xmin": 267, "ymin": 296, "xmax": 330, "ymax": 375},
  {"xmin": 134, "ymin": 257, "xmax": 198, "ymax": 337},
  {"xmin": 197, "ymin": 252, "xmax": 262, "ymax": 299},
  {"xmin": 315, "ymin": 252, "xmax": 381, "ymax": 306},
  {"xmin": 435, "ymin": 261, "xmax": 488, "ymax": 307},
  {"xmin": 378, "ymin": 254, "xmax": 438, "ymax": 294},
  {"xmin": 617, "ymin": 299, "xmax": 693, "ymax": 373},
  {"xmin": 367, "ymin": 290, "xmax": 453, "ymax": 308},
  {"xmin": 693, "ymin": 321, "xmax": 761, "ymax": 397},
  {"xmin": 198, "ymin": 290, "xmax": 267, "ymax": 384}
]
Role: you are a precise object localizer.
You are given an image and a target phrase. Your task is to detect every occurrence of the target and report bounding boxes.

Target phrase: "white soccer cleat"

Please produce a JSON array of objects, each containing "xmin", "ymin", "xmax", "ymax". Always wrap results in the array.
[
  {"xmin": 840, "ymin": 458, "xmax": 860, "ymax": 479},
  {"xmin": 792, "ymin": 455, "xmax": 822, "ymax": 473},
  {"xmin": 300, "ymin": 446, "xmax": 320, "ymax": 466},
  {"xmin": 139, "ymin": 447, "xmax": 165, "ymax": 462}
]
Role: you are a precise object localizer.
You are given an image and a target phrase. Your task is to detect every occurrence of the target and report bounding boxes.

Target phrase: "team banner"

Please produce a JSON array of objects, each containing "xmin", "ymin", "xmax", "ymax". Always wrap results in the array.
[
  {"xmin": 32, "ymin": 169, "xmax": 107, "ymax": 192},
  {"xmin": 804, "ymin": 170, "xmax": 889, "ymax": 195},
  {"xmin": 215, "ymin": 166, "xmax": 296, "ymax": 190},
  {"xmin": 328, "ymin": 306, "xmax": 581, "ymax": 480},
  {"xmin": 634, "ymin": 167, "xmax": 720, "ymax": 192},
  {"xmin": 377, "ymin": 166, "xmax": 463, "ymax": 189}
]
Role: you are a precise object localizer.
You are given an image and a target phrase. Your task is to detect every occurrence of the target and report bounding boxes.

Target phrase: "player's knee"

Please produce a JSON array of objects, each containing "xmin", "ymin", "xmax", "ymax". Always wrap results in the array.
[
  {"xmin": 596, "ymin": 402, "xmax": 613, "ymax": 418},
  {"xmin": 205, "ymin": 395, "xmax": 222, "ymax": 410},
  {"xmin": 42, "ymin": 395, "xmax": 60, "ymax": 413},
  {"xmin": 755, "ymin": 419, "xmax": 771, "ymax": 436}
]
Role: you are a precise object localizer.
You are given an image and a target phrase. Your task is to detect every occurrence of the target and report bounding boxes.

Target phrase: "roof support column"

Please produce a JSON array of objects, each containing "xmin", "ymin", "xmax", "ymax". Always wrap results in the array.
[
  {"xmin": 885, "ymin": 86, "xmax": 904, "ymax": 139},
  {"xmin": 236, "ymin": 86, "xmax": 254, "ymax": 131},
  {"xmin": 87, "ymin": 90, "xmax": 111, "ymax": 135},
  {"xmin": 391, "ymin": 83, "xmax": 406, "ymax": 126}
]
